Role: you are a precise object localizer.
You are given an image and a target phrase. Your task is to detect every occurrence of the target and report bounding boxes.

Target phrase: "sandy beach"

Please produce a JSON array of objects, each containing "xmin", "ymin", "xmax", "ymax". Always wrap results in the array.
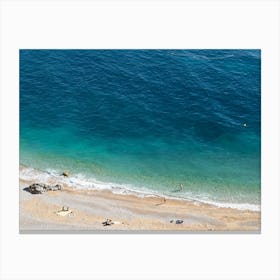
[
  {"xmin": 19, "ymin": 50, "xmax": 261, "ymax": 233},
  {"xmin": 19, "ymin": 165, "xmax": 261, "ymax": 233}
]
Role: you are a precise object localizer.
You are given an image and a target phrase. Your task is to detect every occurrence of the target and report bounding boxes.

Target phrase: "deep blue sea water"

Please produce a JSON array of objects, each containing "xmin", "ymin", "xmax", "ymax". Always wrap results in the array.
[{"xmin": 20, "ymin": 50, "xmax": 261, "ymax": 210}]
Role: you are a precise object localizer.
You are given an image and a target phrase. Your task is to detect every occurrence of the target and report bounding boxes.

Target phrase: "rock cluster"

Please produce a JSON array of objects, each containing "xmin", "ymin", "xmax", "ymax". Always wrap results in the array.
[{"xmin": 28, "ymin": 183, "xmax": 62, "ymax": 194}]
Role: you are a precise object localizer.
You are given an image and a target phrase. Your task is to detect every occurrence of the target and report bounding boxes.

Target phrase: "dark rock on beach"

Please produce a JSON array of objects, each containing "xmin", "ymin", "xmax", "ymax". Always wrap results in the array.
[
  {"xmin": 48, "ymin": 184, "xmax": 62, "ymax": 191},
  {"xmin": 28, "ymin": 183, "xmax": 62, "ymax": 194},
  {"xmin": 28, "ymin": 183, "xmax": 48, "ymax": 194}
]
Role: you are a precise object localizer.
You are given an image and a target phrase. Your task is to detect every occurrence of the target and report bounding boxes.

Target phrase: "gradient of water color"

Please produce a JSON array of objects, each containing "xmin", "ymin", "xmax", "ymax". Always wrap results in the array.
[{"xmin": 20, "ymin": 49, "xmax": 261, "ymax": 210}]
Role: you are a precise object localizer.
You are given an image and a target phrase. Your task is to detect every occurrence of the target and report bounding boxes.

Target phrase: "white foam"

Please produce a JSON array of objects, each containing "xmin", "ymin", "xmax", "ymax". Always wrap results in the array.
[
  {"xmin": 191, "ymin": 198, "xmax": 260, "ymax": 212},
  {"xmin": 19, "ymin": 165, "xmax": 260, "ymax": 212}
]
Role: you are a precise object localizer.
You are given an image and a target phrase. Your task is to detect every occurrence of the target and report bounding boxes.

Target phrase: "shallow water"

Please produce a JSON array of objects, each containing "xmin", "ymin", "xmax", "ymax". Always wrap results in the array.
[{"xmin": 20, "ymin": 49, "xmax": 261, "ymax": 209}]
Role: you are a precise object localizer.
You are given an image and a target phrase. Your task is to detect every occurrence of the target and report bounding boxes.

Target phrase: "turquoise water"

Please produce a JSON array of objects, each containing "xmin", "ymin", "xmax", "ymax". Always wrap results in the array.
[{"xmin": 20, "ymin": 50, "xmax": 261, "ymax": 209}]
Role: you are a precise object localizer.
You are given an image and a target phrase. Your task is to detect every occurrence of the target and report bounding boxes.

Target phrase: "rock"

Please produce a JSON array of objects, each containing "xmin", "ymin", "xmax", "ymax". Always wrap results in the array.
[
  {"xmin": 28, "ymin": 183, "xmax": 48, "ymax": 194},
  {"xmin": 62, "ymin": 171, "xmax": 70, "ymax": 177},
  {"xmin": 28, "ymin": 183, "xmax": 62, "ymax": 194},
  {"xmin": 47, "ymin": 184, "xmax": 62, "ymax": 191}
]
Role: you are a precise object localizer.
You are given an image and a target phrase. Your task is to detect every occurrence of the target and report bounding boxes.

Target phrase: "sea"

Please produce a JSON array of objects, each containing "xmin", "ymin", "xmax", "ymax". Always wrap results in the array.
[{"xmin": 20, "ymin": 49, "xmax": 261, "ymax": 211}]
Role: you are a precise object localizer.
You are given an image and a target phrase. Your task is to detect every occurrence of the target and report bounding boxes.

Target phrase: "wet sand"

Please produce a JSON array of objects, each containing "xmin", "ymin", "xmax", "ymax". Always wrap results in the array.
[{"xmin": 19, "ymin": 168, "xmax": 261, "ymax": 232}]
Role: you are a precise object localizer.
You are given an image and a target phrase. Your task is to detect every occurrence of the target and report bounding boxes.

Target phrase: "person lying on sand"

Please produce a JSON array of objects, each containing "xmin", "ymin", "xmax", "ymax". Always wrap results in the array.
[
  {"xmin": 56, "ymin": 206, "xmax": 73, "ymax": 217},
  {"xmin": 102, "ymin": 219, "xmax": 123, "ymax": 226},
  {"xmin": 102, "ymin": 219, "xmax": 114, "ymax": 226}
]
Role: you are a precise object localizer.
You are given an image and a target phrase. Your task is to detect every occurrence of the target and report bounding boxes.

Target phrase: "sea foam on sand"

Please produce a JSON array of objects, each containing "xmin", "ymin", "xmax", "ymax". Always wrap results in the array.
[{"xmin": 19, "ymin": 164, "xmax": 260, "ymax": 212}]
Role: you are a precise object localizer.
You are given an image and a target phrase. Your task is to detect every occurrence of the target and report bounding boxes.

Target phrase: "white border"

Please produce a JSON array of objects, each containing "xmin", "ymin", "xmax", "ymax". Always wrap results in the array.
[{"xmin": 0, "ymin": 0, "xmax": 279, "ymax": 279}]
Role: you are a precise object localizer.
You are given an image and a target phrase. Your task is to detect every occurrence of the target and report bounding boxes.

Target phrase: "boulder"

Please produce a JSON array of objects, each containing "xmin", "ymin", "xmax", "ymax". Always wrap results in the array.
[
  {"xmin": 47, "ymin": 184, "xmax": 62, "ymax": 191},
  {"xmin": 28, "ymin": 183, "xmax": 62, "ymax": 194},
  {"xmin": 28, "ymin": 183, "xmax": 48, "ymax": 194}
]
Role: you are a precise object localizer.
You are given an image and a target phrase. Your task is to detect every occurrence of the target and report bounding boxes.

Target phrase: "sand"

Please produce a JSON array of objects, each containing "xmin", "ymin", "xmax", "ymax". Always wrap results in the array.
[{"xmin": 19, "ymin": 167, "xmax": 261, "ymax": 233}]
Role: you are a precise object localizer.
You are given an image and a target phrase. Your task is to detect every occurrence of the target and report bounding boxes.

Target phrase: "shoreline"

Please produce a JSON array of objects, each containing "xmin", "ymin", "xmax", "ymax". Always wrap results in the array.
[
  {"xmin": 19, "ymin": 165, "xmax": 261, "ymax": 232},
  {"xmin": 20, "ymin": 164, "xmax": 260, "ymax": 212}
]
